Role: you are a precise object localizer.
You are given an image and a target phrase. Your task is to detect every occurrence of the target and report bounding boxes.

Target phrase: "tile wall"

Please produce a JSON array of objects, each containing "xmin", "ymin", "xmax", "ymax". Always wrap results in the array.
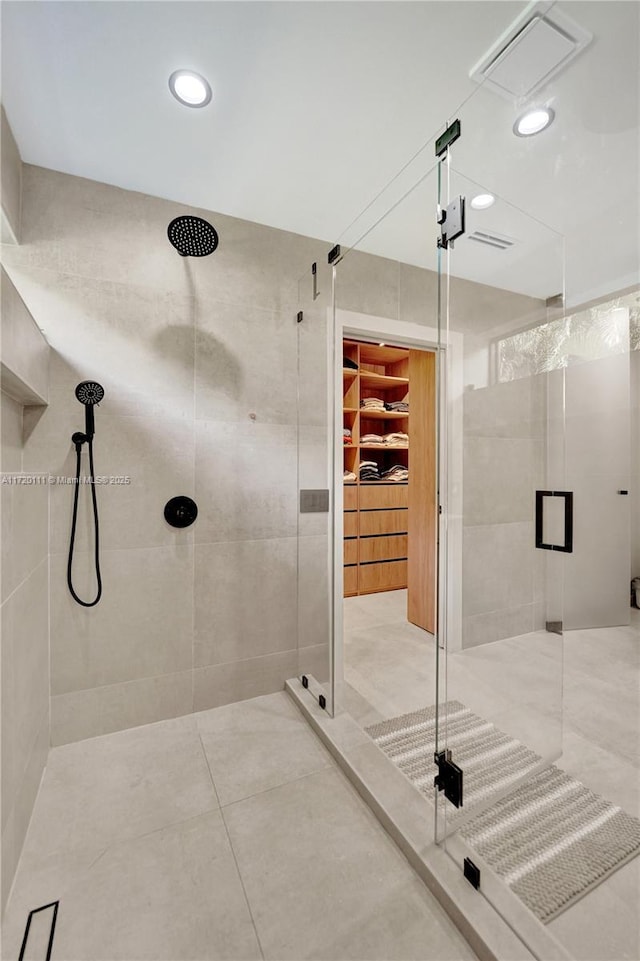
[
  {"xmin": 1, "ymin": 164, "xmax": 327, "ymax": 745},
  {"xmin": 1, "ymin": 271, "xmax": 50, "ymax": 912}
]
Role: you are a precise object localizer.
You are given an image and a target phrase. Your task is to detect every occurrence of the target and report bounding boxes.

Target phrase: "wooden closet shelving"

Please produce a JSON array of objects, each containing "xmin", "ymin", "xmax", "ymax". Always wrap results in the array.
[{"xmin": 342, "ymin": 340, "xmax": 410, "ymax": 597}]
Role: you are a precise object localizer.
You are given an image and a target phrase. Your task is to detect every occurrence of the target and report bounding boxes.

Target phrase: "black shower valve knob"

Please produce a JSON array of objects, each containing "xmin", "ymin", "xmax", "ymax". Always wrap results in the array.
[{"xmin": 164, "ymin": 496, "xmax": 198, "ymax": 529}]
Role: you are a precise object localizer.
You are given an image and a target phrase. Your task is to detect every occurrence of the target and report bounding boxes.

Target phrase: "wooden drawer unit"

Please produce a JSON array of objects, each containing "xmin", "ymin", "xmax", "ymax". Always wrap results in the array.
[
  {"xmin": 359, "ymin": 484, "xmax": 408, "ymax": 511},
  {"xmin": 344, "ymin": 511, "xmax": 358, "ymax": 538},
  {"xmin": 344, "ymin": 538, "xmax": 358, "ymax": 565},
  {"xmin": 359, "ymin": 508, "xmax": 407, "ymax": 536},
  {"xmin": 359, "ymin": 534, "xmax": 407, "ymax": 564},
  {"xmin": 343, "ymin": 486, "xmax": 358, "ymax": 511},
  {"xmin": 343, "ymin": 565, "xmax": 358, "ymax": 596},
  {"xmin": 358, "ymin": 560, "xmax": 407, "ymax": 593}
]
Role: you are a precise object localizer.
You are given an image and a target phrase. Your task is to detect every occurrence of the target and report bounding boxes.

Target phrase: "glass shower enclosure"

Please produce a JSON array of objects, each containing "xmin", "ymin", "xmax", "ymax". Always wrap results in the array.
[{"xmin": 294, "ymin": 21, "xmax": 636, "ymax": 955}]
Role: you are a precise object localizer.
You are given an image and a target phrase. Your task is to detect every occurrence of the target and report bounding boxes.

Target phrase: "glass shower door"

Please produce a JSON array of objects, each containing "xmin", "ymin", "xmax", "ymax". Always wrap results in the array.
[
  {"xmin": 295, "ymin": 257, "xmax": 335, "ymax": 715},
  {"xmin": 434, "ymin": 131, "xmax": 568, "ymax": 906}
]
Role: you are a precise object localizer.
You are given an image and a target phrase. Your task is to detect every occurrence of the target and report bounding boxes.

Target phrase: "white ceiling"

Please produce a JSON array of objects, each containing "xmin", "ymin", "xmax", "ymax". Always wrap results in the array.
[{"xmin": 1, "ymin": 1, "xmax": 639, "ymax": 305}]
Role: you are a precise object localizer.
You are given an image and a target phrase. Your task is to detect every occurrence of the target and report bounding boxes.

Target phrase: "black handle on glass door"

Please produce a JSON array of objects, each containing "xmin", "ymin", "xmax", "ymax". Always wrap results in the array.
[{"xmin": 535, "ymin": 490, "xmax": 574, "ymax": 553}]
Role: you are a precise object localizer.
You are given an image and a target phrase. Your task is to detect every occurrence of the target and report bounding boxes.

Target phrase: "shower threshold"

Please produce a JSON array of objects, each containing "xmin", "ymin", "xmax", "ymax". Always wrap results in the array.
[{"xmin": 286, "ymin": 677, "xmax": 572, "ymax": 961}]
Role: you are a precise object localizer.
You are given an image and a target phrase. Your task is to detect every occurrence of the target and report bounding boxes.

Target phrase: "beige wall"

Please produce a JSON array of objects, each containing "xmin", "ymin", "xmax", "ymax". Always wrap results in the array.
[
  {"xmin": 2, "ymin": 164, "xmax": 329, "ymax": 745},
  {"xmin": 1, "ymin": 107, "xmax": 22, "ymax": 242},
  {"xmin": 1, "ymin": 274, "xmax": 50, "ymax": 912},
  {"xmin": 0, "ymin": 157, "xmax": 550, "ymax": 753}
]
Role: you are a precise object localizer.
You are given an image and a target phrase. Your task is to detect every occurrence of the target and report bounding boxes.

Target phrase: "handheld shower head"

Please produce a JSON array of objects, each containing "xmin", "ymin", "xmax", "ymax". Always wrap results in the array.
[
  {"xmin": 75, "ymin": 381, "xmax": 104, "ymax": 405},
  {"xmin": 75, "ymin": 381, "xmax": 104, "ymax": 440}
]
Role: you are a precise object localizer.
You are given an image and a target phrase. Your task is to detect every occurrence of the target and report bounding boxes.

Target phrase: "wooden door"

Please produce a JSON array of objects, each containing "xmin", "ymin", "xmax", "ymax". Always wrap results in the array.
[{"xmin": 407, "ymin": 349, "xmax": 436, "ymax": 632}]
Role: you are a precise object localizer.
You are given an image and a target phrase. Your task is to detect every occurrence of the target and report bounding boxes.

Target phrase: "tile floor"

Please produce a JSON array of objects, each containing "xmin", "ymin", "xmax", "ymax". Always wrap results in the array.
[
  {"xmin": 2, "ymin": 692, "xmax": 477, "ymax": 961},
  {"xmin": 343, "ymin": 590, "xmax": 640, "ymax": 961}
]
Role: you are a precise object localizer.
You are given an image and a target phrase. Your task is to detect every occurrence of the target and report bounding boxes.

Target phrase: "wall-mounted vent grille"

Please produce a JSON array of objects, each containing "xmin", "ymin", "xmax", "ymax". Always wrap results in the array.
[
  {"xmin": 468, "ymin": 230, "xmax": 517, "ymax": 251},
  {"xmin": 469, "ymin": 2, "xmax": 592, "ymax": 101}
]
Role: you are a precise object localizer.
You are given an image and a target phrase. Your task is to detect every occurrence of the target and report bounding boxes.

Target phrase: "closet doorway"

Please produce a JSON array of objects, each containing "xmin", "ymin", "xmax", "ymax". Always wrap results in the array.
[
  {"xmin": 334, "ymin": 312, "xmax": 446, "ymax": 725},
  {"xmin": 342, "ymin": 337, "xmax": 436, "ymax": 632}
]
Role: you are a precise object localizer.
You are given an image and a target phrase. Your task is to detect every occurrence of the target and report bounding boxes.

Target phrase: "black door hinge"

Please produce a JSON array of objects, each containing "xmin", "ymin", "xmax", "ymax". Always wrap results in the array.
[
  {"xmin": 297, "ymin": 311, "xmax": 303, "ymax": 324},
  {"xmin": 435, "ymin": 119, "xmax": 461, "ymax": 158},
  {"xmin": 318, "ymin": 693, "xmax": 326, "ymax": 710},
  {"xmin": 434, "ymin": 749, "xmax": 463, "ymax": 808},
  {"xmin": 437, "ymin": 196, "xmax": 465, "ymax": 250},
  {"xmin": 464, "ymin": 858, "xmax": 480, "ymax": 889},
  {"xmin": 328, "ymin": 244, "xmax": 342, "ymax": 265}
]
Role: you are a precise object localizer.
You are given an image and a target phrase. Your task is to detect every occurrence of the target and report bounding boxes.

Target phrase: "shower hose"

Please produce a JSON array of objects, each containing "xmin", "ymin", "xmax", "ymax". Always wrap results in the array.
[{"xmin": 67, "ymin": 438, "xmax": 102, "ymax": 606}]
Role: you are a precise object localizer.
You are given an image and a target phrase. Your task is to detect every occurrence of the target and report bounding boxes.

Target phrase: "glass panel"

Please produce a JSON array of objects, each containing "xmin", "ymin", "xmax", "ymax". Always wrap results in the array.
[
  {"xmin": 437, "ymin": 158, "xmax": 566, "ymax": 849},
  {"xmin": 296, "ymin": 257, "xmax": 335, "ymax": 715},
  {"xmin": 325, "ymin": 5, "xmax": 638, "ymax": 955},
  {"xmin": 332, "ymin": 166, "xmax": 442, "ymax": 747}
]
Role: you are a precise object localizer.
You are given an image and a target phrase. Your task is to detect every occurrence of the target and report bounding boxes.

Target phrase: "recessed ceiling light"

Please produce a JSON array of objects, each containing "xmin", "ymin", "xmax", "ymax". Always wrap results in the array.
[
  {"xmin": 470, "ymin": 193, "xmax": 496, "ymax": 210},
  {"xmin": 513, "ymin": 106, "xmax": 555, "ymax": 137},
  {"xmin": 169, "ymin": 70, "xmax": 212, "ymax": 108}
]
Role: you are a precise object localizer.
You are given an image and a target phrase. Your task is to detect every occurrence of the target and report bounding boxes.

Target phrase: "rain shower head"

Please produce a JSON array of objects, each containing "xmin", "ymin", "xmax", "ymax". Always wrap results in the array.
[
  {"xmin": 167, "ymin": 216, "xmax": 219, "ymax": 257},
  {"xmin": 75, "ymin": 381, "xmax": 104, "ymax": 441}
]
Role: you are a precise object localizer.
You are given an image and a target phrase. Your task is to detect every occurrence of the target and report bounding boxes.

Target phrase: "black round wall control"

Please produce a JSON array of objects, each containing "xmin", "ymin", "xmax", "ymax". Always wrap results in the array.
[{"xmin": 164, "ymin": 496, "xmax": 198, "ymax": 529}]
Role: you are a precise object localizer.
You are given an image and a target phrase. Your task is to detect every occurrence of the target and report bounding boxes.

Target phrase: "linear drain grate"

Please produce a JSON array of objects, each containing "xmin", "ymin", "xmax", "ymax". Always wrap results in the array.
[{"xmin": 18, "ymin": 900, "xmax": 59, "ymax": 961}]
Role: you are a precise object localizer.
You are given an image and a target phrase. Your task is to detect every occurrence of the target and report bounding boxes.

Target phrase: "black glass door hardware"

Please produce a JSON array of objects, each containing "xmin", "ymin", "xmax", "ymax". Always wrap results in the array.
[
  {"xmin": 435, "ymin": 119, "xmax": 461, "ymax": 157},
  {"xmin": 535, "ymin": 490, "xmax": 573, "ymax": 553},
  {"xmin": 437, "ymin": 196, "xmax": 466, "ymax": 249},
  {"xmin": 464, "ymin": 858, "xmax": 480, "ymax": 890},
  {"xmin": 434, "ymin": 750, "xmax": 463, "ymax": 808}
]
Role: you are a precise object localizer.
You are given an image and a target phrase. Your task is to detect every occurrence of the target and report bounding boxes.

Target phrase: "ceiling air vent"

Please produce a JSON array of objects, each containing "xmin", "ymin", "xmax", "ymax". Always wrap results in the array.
[
  {"xmin": 470, "ymin": 1, "xmax": 592, "ymax": 101},
  {"xmin": 468, "ymin": 230, "xmax": 517, "ymax": 251}
]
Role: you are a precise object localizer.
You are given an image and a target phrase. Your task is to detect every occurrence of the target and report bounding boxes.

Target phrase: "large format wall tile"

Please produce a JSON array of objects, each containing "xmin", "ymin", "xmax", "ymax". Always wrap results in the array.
[
  {"xmin": 296, "ymin": 315, "xmax": 331, "ymax": 429},
  {"xmin": 463, "ymin": 603, "xmax": 536, "ymax": 649},
  {"xmin": 5, "ymin": 267, "xmax": 196, "ymax": 410},
  {"xmin": 1, "ymin": 105, "xmax": 22, "ymax": 240},
  {"xmin": 196, "ymin": 301, "xmax": 297, "ymax": 425},
  {"xmin": 1, "ymin": 476, "xmax": 48, "ymax": 602},
  {"xmin": 8, "ymin": 165, "xmax": 323, "ymax": 311},
  {"xmin": 195, "ymin": 538, "xmax": 296, "ymax": 666},
  {"xmin": 1, "ymin": 560, "xmax": 49, "ymax": 821},
  {"xmin": 1, "ymin": 390, "xmax": 23, "ymax": 471},
  {"xmin": 1, "ymin": 708, "xmax": 48, "ymax": 913},
  {"xmin": 398, "ymin": 262, "xmax": 439, "ymax": 329},
  {"xmin": 5, "ymin": 162, "xmax": 552, "ymax": 749},
  {"xmin": 462, "ymin": 522, "xmax": 534, "ymax": 617},
  {"xmin": 50, "ymin": 670, "xmax": 192, "ymax": 745},
  {"xmin": 51, "ymin": 546, "xmax": 194, "ymax": 694},
  {"xmin": 297, "ymin": 533, "xmax": 330, "ymax": 651},
  {"xmin": 193, "ymin": 650, "xmax": 297, "ymax": 713},
  {"xmin": 463, "ymin": 436, "xmax": 541, "ymax": 527},
  {"xmin": 0, "ymin": 268, "xmax": 49, "ymax": 400},
  {"xmin": 463, "ymin": 374, "xmax": 546, "ymax": 439},
  {"xmin": 334, "ymin": 248, "xmax": 400, "ymax": 319},
  {"xmin": 195, "ymin": 420, "xmax": 297, "ymax": 543},
  {"xmin": 46, "ymin": 407, "xmax": 195, "ymax": 554}
]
